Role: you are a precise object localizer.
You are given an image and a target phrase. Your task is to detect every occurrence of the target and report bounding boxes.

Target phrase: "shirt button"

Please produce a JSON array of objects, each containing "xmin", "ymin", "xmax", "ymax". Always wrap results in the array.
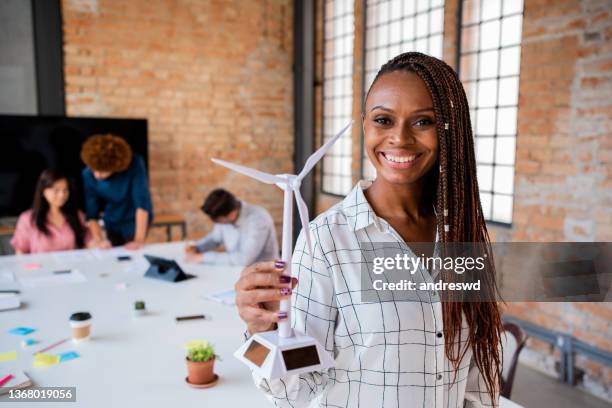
[
  {"xmin": 437, "ymin": 374, "xmax": 443, "ymax": 381},
  {"xmin": 436, "ymin": 331, "xmax": 443, "ymax": 338}
]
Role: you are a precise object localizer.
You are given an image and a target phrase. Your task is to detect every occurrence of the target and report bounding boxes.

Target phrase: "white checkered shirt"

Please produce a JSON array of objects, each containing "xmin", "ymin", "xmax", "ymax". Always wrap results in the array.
[{"xmin": 252, "ymin": 180, "xmax": 498, "ymax": 407}]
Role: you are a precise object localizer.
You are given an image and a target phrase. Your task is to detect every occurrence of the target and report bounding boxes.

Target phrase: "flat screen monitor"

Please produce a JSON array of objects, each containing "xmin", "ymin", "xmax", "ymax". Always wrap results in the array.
[{"xmin": 0, "ymin": 114, "xmax": 148, "ymax": 218}]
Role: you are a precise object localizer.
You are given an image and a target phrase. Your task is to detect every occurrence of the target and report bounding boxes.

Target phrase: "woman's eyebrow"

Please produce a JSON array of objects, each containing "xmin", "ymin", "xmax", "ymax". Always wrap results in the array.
[
  {"xmin": 412, "ymin": 107, "xmax": 434, "ymax": 113},
  {"xmin": 370, "ymin": 105, "xmax": 394, "ymax": 113}
]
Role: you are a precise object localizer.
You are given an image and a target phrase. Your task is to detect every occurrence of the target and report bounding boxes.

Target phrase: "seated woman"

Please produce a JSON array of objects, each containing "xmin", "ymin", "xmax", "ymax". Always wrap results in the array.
[
  {"xmin": 11, "ymin": 169, "xmax": 90, "ymax": 254},
  {"xmin": 80, "ymin": 134, "xmax": 153, "ymax": 249}
]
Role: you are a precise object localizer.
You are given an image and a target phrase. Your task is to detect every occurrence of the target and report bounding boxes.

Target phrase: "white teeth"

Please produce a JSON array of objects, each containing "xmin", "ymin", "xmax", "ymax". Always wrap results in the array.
[{"xmin": 384, "ymin": 153, "xmax": 417, "ymax": 163}]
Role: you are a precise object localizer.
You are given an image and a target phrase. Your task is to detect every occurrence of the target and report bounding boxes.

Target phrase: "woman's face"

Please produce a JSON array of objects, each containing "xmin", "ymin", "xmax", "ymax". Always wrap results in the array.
[
  {"xmin": 363, "ymin": 71, "xmax": 439, "ymax": 186},
  {"xmin": 43, "ymin": 179, "xmax": 70, "ymax": 209}
]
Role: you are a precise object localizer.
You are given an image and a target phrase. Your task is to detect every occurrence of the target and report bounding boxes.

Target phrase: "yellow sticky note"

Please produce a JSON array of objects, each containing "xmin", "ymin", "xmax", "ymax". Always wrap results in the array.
[
  {"xmin": 0, "ymin": 351, "xmax": 17, "ymax": 362},
  {"xmin": 33, "ymin": 353, "xmax": 60, "ymax": 367}
]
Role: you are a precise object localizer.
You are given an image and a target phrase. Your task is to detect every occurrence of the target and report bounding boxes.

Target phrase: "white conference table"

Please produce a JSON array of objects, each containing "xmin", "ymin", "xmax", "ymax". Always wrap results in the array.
[{"xmin": 0, "ymin": 242, "xmax": 522, "ymax": 407}]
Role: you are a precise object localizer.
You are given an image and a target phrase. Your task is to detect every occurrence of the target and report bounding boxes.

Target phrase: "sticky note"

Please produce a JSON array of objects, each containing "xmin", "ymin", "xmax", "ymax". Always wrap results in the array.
[
  {"xmin": 8, "ymin": 327, "xmax": 36, "ymax": 336},
  {"xmin": 57, "ymin": 351, "xmax": 80, "ymax": 363},
  {"xmin": 21, "ymin": 339, "xmax": 38, "ymax": 347},
  {"xmin": 33, "ymin": 353, "xmax": 60, "ymax": 367},
  {"xmin": 24, "ymin": 263, "xmax": 42, "ymax": 270},
  {"xmin": 0, "ymin": 351, "xmax": 17, "ymax": 362}
]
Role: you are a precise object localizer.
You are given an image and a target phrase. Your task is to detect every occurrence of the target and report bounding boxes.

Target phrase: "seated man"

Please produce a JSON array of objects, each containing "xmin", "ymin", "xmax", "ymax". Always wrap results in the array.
[{"xmin": 185, "ymin": 189, "xmax": 279, "ymax": 266}]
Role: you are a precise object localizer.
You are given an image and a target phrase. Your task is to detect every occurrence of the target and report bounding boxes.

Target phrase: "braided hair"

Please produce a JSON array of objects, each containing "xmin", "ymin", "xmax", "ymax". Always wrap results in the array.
[{"xmin": 365, "ymin": 52, "xmax": 503, "ymax": 404}]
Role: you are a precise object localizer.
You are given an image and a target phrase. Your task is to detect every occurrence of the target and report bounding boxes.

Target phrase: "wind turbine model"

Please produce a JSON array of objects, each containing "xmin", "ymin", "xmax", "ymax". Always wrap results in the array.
[{"xmin": 211, "ymin": 121, "xmax": 352, "ymax": 380}]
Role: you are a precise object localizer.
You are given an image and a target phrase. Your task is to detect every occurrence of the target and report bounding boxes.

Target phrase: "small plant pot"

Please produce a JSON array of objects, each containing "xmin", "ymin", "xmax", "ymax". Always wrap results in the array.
[{"xmin": 186, "ymin": 357, "xmax": 216, "ymax": 385}]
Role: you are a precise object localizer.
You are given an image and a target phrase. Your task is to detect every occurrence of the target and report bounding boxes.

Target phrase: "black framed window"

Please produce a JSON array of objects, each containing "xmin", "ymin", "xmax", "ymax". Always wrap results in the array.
[
  {"xmin": 321, "ymin": 0, "xmax": 354, "ymax": 196},
  {"xmin": 362, "ymin": 0, "xmax": 445, "ymax": 179},
  {"xmin": 459, "ymin": 0, "xmax": 524, "ymax": 224}
]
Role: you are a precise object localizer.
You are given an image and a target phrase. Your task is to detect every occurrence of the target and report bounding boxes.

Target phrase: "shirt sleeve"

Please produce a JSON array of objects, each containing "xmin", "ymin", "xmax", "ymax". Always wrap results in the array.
[
  {"xmin": 202, "ymin": 216, "xmax": 273, "ymax": 266},
  {"xmin": 82, "ymin": 170, "xmax": 101, "ymax": 221},
  {"xmin": 10, "ymin": 212, "xmax": 33, "ymax": 253},
  {"xmin": 464, "ymin": 357, "xmax": 499, "ymax": 408},
  {"xmin": 250, "ymin": 225, "xmax": 338, "ymax": 407},
  {"xmin": 194, "ymin": 225, "xmax": 222, "ymax": 253},
  {"xmin": 130, "ymin": 156, "xmax": 153, "ymax": 213}
]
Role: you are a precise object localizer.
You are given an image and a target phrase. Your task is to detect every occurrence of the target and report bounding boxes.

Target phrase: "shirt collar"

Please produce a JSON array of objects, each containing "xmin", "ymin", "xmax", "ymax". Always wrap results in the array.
[
  {"xmin": 341, "ymin": 180, "xmax": 386, "ymax": 233},
  {"xmin": 341, "ymin": 180, "xmax": 440, "ymax": 243},
  {"xmin": 234, "ymin": 201, "xmax": 248, "ymax": 227}
]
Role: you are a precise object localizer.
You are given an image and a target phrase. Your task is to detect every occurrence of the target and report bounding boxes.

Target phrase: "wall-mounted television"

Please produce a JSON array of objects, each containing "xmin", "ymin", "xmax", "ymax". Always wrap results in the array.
[{"xmin": 0, "ymin": 115, "xmax": 148, "ymax": 219}]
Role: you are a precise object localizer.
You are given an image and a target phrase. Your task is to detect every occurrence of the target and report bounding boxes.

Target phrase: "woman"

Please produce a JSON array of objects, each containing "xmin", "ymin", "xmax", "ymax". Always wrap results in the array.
[
  {"xmin": 11, "ymin": 170, "xmax": 90, "ymax": 254},
  {"xmin": 80, "ymin": 134, "xmax": 153, "ymax": 249},
  {"xmin": 235, "ymin": 52, "xmax": 502, "ymax": 407}
]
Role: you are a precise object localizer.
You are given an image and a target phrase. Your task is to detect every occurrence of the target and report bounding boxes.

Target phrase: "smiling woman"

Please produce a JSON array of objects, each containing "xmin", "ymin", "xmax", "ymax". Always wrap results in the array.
[{"xmin": 234, "ymin": 52, "xmax": 502, "ymax": 408}]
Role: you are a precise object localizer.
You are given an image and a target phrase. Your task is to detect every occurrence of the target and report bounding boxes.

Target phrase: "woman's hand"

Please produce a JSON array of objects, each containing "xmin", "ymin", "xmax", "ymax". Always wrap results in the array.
[
  {"xmin": 235, "ymin": 260, "xmax": 297, "ymax": 335},
  {"xmin": 125, "ymin": 240, "xmax": 144, "ymax": 250},
  {"xmin": 93, "ymin": 239, "xmax": 112, "ymax": 249},
  {"xmin": 184, "ymin": 245, "xmax": 199, "ymax": 254}
]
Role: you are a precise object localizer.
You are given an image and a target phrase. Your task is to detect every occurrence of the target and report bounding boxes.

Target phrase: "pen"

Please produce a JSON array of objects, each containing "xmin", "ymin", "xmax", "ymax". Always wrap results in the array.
[
  {"xmin": 33, "ymin": 338, "xmax": 69, "ymax": 355},
  {"xmin": 175, "ymin": 314, "xmax": 206, "ymax": 322},
  {"xmin": 0, "ymin": 374, "xmax": 13, "ymax": 387},
  {"xmin": 53, "ymin": 270, "xmax": 71, "ymax": 274},
  {"xmin": 0, "ymin": 290, "xmax": 20, "ymax": 294}
]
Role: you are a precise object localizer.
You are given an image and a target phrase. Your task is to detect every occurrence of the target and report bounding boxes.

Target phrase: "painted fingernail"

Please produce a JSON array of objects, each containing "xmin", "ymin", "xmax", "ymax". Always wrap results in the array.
[
  {"xmin": 280, "ymin": 287, "xmax": 292, "ymax": 296},
  {"xmin": 278, "ymin": 311, "xmax": 288, "ymax": 319},
  {"xmin": 279, "ymin": 275, "xmax": 291, "ymax": 284},
  {"xmin": 274, "ymin": 260, "xmax": 286, "ymax": 269}
]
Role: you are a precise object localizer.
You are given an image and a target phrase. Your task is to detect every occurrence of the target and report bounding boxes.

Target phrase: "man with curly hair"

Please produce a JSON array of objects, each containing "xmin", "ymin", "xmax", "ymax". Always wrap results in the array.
[{"xmin": 80, "ymin": 134, "xmax": 153, "ymax": 249}]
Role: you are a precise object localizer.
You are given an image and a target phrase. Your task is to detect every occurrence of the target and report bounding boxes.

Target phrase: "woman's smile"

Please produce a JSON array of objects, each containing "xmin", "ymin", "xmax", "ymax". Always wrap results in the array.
[{"xmin": 378, "ymin": 150, "xmax": 424, "ymax": 170}]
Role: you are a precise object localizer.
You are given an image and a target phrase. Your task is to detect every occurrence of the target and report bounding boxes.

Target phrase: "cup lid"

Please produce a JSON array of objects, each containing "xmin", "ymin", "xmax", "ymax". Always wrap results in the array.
[{"xmin": 70, "ymin": 312, "xmax": 91, "ymax": 321}]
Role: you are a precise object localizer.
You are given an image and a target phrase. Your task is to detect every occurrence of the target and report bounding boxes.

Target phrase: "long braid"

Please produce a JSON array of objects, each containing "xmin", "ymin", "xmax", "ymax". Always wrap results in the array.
[{"xmin": 366, "ymin": 52, "xmax": 503, "ymax": 405}]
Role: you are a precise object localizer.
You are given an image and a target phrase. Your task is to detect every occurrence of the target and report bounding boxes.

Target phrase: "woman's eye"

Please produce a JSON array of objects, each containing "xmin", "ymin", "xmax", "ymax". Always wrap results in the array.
[
  {"xmin": 414, "ymin": 118, "xmax": 434, "ymax": 127},
  {"xmin": 374, "ymin": 117, "xmax": 392, "ymax": 126}
]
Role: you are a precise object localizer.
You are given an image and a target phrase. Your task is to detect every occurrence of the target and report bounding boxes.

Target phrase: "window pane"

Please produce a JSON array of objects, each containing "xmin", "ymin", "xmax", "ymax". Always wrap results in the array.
[
  {"xmin": 479, "ymin": 50, "xmax": 499, "ymax": 79},
  {"xmin": 464, "ymin": 80, "xmax": 477, "ymax": 106},
  {"xmin": 476, "ymin": 137, "xmax": 495, "ymax": 164},
  {"xmin": 480, "ymin": 192, "xmax": 492, "ymax": 219},
  {"xmin": 497, "ymin": 107, "xmax": 517, "ymax": 135},
  {"xmin": 499, "ymin": 46, "xmax": 521, "ymax": 76},
  {"xmin": 477, "ymin": 108, "xmax": 496, "ymax": 135},
  {"xmin": 481, "ymin": 0, "xmax": 502, "ymax": 20},
  {"xmin": 498, "ymin": 76, "xmax": 519, "ymax": 106},
  {"xmin": 462, "ymin": 0, "xmax": 480, "ymax": 24},
  {"xmin": 461, "ymin": 54, "xmax": 478, "ymax": 80},
  {"xmin": 477, "ymin": 164, "xmax": 493, "ymax": 191},
  {"xmin": 503, "ymin": 0, "xmax": 524, "ymax": 15},
  {"xmin": 480, "ymin": 20, "xmax": 500, "ymax": 50},
  {"xmin": 501, "ymin": 15, "xmax": 522, "ymax": 46},
  {"xmin": 430, "ymin": 7, "xmax": 443, "ymax": 33},
  {"xmin": 429, "ymin": 34, "xmax": 443, "ymax": 58},
  {"xmin": 492, "ymin": 194, "xmax": 513, "ymax": 223},
  {"xmin": 495, "ymin": 136, "xmax": 516, "ymax": 165},
  {"xmin": 494, "ymin": 165, "xmax": 514, "ymax": 195},
  {"xmin": 477, "ymin": 79, "xmax": 498, "ymax": 108},
  {"xmin": 462, "ymin": 25, "xmax": 479, "ymax": 53},
  {"xmin": 322, "ymin": 0, "xmax": 354, "ymax": 195}
]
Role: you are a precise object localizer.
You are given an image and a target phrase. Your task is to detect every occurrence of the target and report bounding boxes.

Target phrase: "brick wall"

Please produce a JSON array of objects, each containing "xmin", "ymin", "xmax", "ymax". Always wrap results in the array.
[
  {"xmin": 313, "ymin": 0, "xmax": 612, "ymax": 401},
  {"xmin": 497, "ymin": 0, "xmax": 612, "ymax": 400},
  {"xmin": 61, "ymin": 0, "xmax": 294, "ymax": 242}
]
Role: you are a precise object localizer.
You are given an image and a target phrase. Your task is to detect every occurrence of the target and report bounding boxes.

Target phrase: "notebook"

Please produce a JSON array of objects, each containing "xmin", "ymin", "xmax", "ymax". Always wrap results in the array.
[{"xmin": 0, "ymin": 371, "xmax": 33, "ymax": 395}]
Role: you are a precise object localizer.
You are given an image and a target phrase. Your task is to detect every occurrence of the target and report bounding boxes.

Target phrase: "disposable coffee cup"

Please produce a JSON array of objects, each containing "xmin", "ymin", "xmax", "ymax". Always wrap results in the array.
[{"xmin": 70, "ymin": 312, "xmax": 92, "ymax": 342}]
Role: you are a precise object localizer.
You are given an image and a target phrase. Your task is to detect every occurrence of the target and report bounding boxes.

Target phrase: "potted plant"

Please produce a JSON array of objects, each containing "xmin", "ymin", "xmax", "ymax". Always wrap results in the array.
[
  {"xmin": 185, "ymin": 340, "xmax": 220, "ymax": 387},
  {"xmin": 133, "ymin": 300, "xmax": 146, "ymax": 317}
]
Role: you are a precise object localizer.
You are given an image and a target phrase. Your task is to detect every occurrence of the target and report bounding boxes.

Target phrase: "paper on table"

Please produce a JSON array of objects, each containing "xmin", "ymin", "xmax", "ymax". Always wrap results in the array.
[
  {"xmin": 8, "ymin": 327, "xmax": 36, "ymax": 336},
  {"xmin": 52, "ymin": 250, "xmax": 96, "ymax": 263},
  {"xmin": 204, "ymin": 289, "xmax": 236, "ymax": 305},
  {"xmin": 0, "ymin": 351, "xmax": 17, "ymax": 362},
  {"xmin": 0, "ymin": 269, "xmax": 15, "ymax": 283},
  {"xmin": 18, "ymin": 270, "xmax": 86, "ymax": 289},
  {"xmin": 57, "ymin": 351, "xmax": 80, "ymax": 363},
  {"xmin": 33, "ymin": 353, "xmax": 60, "ymax": 367}
]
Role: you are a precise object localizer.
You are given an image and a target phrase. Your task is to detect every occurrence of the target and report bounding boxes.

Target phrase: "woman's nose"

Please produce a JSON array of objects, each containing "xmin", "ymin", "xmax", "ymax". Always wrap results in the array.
[{"xmin": 388, "ymin": 123, "xmax": 416, "ymax": 145}]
